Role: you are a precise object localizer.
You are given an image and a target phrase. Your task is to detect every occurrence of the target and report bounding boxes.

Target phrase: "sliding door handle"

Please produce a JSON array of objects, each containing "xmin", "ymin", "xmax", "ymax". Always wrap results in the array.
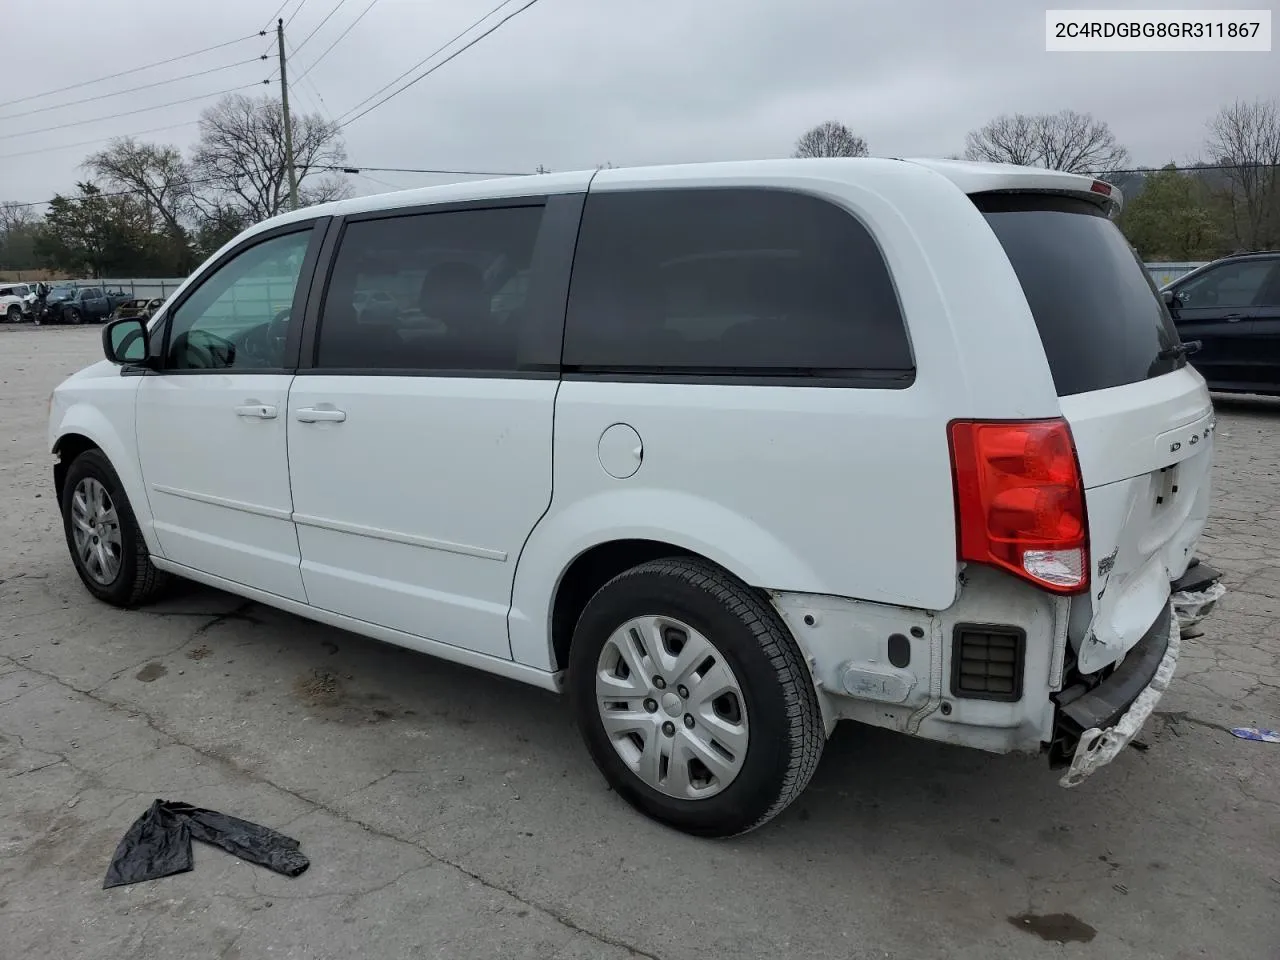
[{"xmin": 295, "ymin": 407, "xmax": 347, "ymax": 423}]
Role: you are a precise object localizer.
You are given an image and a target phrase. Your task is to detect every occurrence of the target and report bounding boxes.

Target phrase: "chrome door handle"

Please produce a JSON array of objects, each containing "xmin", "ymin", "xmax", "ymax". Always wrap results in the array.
[
  {"xmin": 1224, "ymin": 314, "xmax": 1244, "ymax": 323},
  {"xmin": 295, "ymin": 407, "xmax": 347, "ymax": 423},
  {"xmin": 235, "ymin": 404, "xmax": 278, "ymax": 419}
]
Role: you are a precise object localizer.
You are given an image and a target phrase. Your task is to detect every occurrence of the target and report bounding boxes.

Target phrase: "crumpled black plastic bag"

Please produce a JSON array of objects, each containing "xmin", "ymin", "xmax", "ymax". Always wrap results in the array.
[{"xmin": 103, "ymin": 799, "xmax": 310, "ymax": 889}]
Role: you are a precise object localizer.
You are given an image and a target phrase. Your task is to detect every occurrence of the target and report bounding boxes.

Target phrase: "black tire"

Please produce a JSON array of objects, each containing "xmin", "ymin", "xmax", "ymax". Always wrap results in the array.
[
  {"xmin": 67, "ymin": 308, "xmax": 82, "ymax": 325},
  {"xmin": 60, "ymin": 448, "xmax": 169, "ymax": 607},
  {"xmin": 568, "ymin": 557, "xmax": 824, "ymax": 837},
  {"xmin": 5, "ymin": 305, "xmax": 19, "ymax": 322}
]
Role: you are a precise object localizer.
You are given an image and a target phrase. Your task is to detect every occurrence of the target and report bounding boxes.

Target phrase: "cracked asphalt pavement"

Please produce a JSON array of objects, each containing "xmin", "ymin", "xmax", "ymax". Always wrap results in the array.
[{"xmin": 2, "ymin": 325, "xmax": 1277, "ymax": 960}]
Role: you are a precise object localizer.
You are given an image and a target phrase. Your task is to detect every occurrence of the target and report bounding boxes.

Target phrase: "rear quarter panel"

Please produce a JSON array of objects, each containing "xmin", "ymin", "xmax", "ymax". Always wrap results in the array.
[{"xmin": 509, "ymin": 162, "xmax": 1066, "ymax": 671}]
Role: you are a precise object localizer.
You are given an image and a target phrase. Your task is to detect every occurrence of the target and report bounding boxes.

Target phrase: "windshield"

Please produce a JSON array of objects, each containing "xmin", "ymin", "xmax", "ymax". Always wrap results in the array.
[
  {"xmin": 974, "ymin": 193, "xmax": 1183, "ymax": 397},
  {"xmin": 49, "ymin": 288, "xmax": 73, "ymax": 298}
]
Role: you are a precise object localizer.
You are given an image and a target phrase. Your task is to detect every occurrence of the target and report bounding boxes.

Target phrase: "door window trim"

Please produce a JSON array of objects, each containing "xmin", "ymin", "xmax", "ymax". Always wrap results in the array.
[
  {"xmin": 149, "ymin": 217, "xmax": 331, "ymax": 377},
  {"xmin": 295, "ymin": 193, "xmax": 581, "ymax": 379}
]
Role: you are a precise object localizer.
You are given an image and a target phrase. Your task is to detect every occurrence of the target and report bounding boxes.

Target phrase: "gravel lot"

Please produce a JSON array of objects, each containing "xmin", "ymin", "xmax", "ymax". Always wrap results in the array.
[{"xmin": 2, "ymin": 324, "xmax": 1277, "ymax": 960}]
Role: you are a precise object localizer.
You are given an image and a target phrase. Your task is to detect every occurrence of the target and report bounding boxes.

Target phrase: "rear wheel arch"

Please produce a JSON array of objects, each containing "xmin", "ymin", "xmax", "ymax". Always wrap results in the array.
[
  {"xmin": 551, "ymin": 538, "xmax": 697, "ymax": 671},
  {"xmin": 549, "ymin": 539, "xmax": 822, "ymax": 693}
]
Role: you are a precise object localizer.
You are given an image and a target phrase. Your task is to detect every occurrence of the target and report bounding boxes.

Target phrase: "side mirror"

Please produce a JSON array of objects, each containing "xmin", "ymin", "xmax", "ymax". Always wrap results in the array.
[
  {"xmin": 103, "ymin": 317, "xmax": 149, "ymax": 366},
  {"xmin": 1162, "ymin": 289, "xmax": 1180, "ymax": 309}
]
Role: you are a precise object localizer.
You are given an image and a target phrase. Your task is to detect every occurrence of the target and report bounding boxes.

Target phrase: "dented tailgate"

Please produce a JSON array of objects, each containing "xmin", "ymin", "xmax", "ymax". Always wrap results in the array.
[{"xmin": 1059, "ymin": 369, "xmax": 1214, "ymax": 672}]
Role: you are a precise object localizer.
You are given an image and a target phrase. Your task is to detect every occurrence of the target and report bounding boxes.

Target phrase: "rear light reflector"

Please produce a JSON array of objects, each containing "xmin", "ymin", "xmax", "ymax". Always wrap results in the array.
[
  {"xmin": 948, "ymin": 418, "xmax": 1089, "ymax": 594},
  {"xmin": 1090, "ymin": 179, "xmax": 1112, "ymax": 196}
]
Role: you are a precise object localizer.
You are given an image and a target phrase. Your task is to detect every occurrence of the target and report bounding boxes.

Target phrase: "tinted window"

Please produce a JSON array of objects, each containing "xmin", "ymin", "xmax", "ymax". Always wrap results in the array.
[
  {"xmin": 975, "ymin": 194, "xmax": 1182, "ymax": 397},
  {"xmin": 315, "ymin": 205, "xmax": 543, "ymax": 372},
  {"xmin": 1175, "ymin": 259, "xmax": 1280, "ymax": 309},
  {"xmin": 563, "ymin": 188, "xmax": 911, "ymax": 378},
  {"xmin": 166, "ymin": 228, "xmax": 312, "ymax": 371}
]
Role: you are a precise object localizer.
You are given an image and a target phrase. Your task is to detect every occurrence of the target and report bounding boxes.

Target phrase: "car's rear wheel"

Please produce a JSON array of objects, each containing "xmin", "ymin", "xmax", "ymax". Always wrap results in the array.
[
  {"xmin": 5, "ymin": 305, "xmax": 20, "ymax": 322},
  {"xmin": 568, "ymin": 557, "xmax": 824, "ymax": 837},
  {"xmin": 60, "ymin": 449, "xmax": 169, "ymax": 607}
]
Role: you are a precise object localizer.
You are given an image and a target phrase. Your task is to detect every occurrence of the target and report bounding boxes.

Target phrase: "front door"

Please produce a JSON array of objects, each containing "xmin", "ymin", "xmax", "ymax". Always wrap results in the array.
[
  {"xmin": 1169, "ymin": 259, "xmax": 1273, "ymax": 389},
  {"xmin": 135, "ymin": 224, "xmax": 322, "ymax": 601},
  {"xmin": 287, "ymin": 200, "xmax": 566, "ymax": 658}
]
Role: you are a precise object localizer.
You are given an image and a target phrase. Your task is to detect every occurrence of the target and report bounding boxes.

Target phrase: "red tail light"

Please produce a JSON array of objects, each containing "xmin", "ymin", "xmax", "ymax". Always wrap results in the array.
[{"xmin": 948, "ymin": 419, "xmax": 1089, "ymax": 594}]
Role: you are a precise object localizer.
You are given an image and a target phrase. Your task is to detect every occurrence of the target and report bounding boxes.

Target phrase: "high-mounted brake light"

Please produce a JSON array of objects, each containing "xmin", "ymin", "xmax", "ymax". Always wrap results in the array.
[
  {"xmin": 1090, "ymin": 179, "xmax": 1112, "ymax": 197},
  {"xmin": 948, "ymin": 419, "xmax": 1089, "ymax": 594}
]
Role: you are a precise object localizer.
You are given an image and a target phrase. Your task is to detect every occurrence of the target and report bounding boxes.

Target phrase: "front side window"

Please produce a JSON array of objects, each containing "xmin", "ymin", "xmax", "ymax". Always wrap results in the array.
[
  {"xmin": 562, "ymin": 187, "xmax": 912, "ymax": 379},
  {"xmin": 1176, "ymin": 260, "xmax": 1276, "ymax": 310},
  {"xmin": 314, "ymin": 204, "xmax": 543, "ymax": 372},
  {"xmin": 165, "ymin": 229, "xmax": 312, "ymax": 371}
]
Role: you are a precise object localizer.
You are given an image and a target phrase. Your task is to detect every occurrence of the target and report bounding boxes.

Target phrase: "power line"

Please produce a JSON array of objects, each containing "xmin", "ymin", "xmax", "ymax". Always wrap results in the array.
[
  {"xmin": 9, "ymin": 162, "xmax": 532, "ymax": 209},
  {"xmin": 335, "ymin": 0, "xmax": 518, "ymax": 125},
  {"xmin": 329, "ymin": 164, "xmax": 530, "ymax": 176},
  {"xmin": 261, "ymin": 0, "xmax": 295, "ymax": 32},
  {"xmin": 295, "ymin": 0, "xmax": 381, "ymax": 81},
  {"xmin": 7, "ymin": 177, "xmax": 225, "ymax": 210},
  {"xmin": 350, "ymin": 171, "xmax": 404, "ymax": 190},
  {"xmin": 0, "ymin": 85, "xmax": 259, "ymax": 143},
  {"xmin": 284, "ymin": 37, "xmax": 337, "ymax": 126},
  {"xmin": 0, "ymin": 35, "xmax": 260, "ymax": 110},
  {"xmin": 293, "ymin": 0, "xmax": 352, "ymax": 54},
  {"xmin": 0, "ymin": 121, "xmax": 203, "ymax": 162},
  {"xmin": 285, "ymin": 0, "xmax": 315, "ymax": 29},
  {"xmin": 338, "ymin": 0, "xmax": 544, "ymax": 129},
  {"xmin": 0, "ymin": 58, "xmax": 267, "ymax": 123},
  {"xmin": 1100, "ymin": 162, "xmax": 1280, "ymax": 176}
]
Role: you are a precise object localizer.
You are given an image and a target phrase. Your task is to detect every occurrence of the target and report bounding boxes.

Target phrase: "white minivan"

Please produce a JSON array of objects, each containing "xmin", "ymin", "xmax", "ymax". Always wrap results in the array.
[{"xmin": 48, "ymin": 158, "xmax": 1220, "ymax": 836}]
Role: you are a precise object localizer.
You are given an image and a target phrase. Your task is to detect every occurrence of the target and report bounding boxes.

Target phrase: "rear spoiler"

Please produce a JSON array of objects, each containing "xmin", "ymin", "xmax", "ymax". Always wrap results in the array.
[{"xmin": 899, "ymin": 159, "xmax": 1124, "ymax": 216}]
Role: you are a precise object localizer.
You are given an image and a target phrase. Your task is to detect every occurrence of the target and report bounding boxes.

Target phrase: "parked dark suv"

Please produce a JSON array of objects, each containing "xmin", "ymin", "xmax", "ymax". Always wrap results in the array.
[{"xmin": 1163, "ymin": 251, "xmax": 1280, "ymax": 395}]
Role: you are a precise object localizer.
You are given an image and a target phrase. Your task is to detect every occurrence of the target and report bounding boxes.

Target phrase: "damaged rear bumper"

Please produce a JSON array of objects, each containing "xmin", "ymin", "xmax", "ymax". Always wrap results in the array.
[{"xmin": 1057, "ymin": 604, "xmax": 1180, "ymax": 787}]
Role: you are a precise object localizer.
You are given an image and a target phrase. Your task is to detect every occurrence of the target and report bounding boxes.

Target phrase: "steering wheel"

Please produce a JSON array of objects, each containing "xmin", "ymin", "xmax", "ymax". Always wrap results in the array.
[
  {"xmin": 176, "ymin": 333, "xmax": 216, "ymax": 369},
  {"xmin": 240, "ymin": 309, "xmax": 292, "ymax": 365}
]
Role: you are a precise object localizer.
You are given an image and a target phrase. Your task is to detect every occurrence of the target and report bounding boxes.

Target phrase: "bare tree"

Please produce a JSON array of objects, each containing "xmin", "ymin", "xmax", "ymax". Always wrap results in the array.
[
  {"xmin": 964, "ymin": 110, "xmax": 1129, "ymax": 174},
  {"xmin": 1204, "ymin": 98, "xmax": 1280, "ymax": 250},
  {"xmin": 192, "ymin": 94, "xmax": 351, "ymax": 224},
  {"xmin": 963, "ymin": 114, "xmax": 1040, "ymax": 166},
  {"xmin": 0, "ymin": 200, "xmax": 37, "ymax": 234},
  {"xmin": 84, "ymin": 138, "xmax": 197, "ymax": 269},
  {"xmin": 794, "ymin": 121, "xmax": 869, "ymax": 159}
]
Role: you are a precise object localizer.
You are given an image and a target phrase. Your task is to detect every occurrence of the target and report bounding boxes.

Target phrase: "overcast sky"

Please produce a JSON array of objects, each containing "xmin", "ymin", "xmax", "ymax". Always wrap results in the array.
[{"xmin": 2, "ymin": 0, "xmax": 1275, "ymax": 206}]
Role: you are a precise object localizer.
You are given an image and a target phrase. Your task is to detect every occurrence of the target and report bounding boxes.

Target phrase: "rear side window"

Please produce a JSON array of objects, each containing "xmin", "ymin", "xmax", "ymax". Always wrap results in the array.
[
  {"xmin": 975, "ymin": 194, "xmax": 1183, "ymax": 397},
  {"xmin": 563, "ymin": 188, "xmax": 912, "ymax": 381},
  {"xmin": 315, "ymin": 205, "xmax": 543, "ymax": 372}
]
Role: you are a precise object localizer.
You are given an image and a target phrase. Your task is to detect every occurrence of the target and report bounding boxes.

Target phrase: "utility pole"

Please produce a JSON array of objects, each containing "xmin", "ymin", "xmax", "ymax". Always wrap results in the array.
[{"xmin": 276, "ymin": 18, "xmax": 300, "ymax": 211}]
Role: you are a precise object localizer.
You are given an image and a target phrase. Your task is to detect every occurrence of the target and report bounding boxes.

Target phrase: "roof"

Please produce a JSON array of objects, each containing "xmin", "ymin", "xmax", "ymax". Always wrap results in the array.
[{"xmin": 243, "ymin": 157, "xmax": 1122, "ymax": 244}]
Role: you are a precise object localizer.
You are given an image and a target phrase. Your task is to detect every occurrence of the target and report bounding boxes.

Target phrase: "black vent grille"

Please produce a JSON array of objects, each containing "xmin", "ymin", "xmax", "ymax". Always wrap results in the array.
[{"xmin": 951, "ymin": 624, "xmax": 1025, "ymax": 702}]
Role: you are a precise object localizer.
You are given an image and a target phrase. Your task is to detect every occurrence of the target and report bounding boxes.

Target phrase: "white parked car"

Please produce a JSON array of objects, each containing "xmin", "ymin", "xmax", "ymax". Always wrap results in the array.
[
  {"xmin": 47, "ymin": 158, "xmax": 1220, "ymax": 836},
  {"xmin": 0, "ymin": 283, "xmax": 33, "ymax": 321}
]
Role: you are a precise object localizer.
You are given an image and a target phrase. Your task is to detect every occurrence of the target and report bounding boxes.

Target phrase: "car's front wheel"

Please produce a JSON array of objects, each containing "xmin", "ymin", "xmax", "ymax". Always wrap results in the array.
[
  {"xmin": 5, "ymin": 305, "xmax": 20, "ymax": 322},
  {"xmin": 60, "ymin": 449, "xmax": 169, "ymax": 607},
  {"xmin": 66, "ymin": 308, "xmax": 82, "ymax": 325},
  {"xmin": 569, "ymin": 557, "xmax": 824, "ymax": 837}
]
